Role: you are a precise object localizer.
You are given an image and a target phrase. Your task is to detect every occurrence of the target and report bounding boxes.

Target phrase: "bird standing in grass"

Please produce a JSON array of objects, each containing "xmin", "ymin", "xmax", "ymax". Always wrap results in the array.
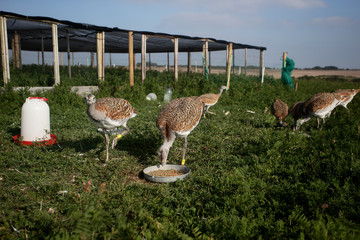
[
  {"xmin": 199, "ymin": 85, "xmax": 228, "ymax": 116},
  {"xmin": 156, "ymin": 97, "xmax": 204, "ymax": 166},
  {"xmin": 271, "ymin": 99, "xmax": 289, "ymax": 127},
  {"xmin": 332, "ymin": 89, "xmax": 360, "ymax": 111},
  {"xmin": 85, "ymin": 94, "xmax": 137, "ymax": 161},
  {"xmin": 291, "ymin": 93, "xmax": 343, "ymax": 131},
  {"xmin": 287, "ymin": 101, "xmax": 306, "ymax": 130}
]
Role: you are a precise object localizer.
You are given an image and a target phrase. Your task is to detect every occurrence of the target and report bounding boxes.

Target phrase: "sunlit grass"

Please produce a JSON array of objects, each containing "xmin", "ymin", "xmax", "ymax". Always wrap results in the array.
[{"xmin": 1, "ymin": 66, "xmax": 360, "ymax": 239}]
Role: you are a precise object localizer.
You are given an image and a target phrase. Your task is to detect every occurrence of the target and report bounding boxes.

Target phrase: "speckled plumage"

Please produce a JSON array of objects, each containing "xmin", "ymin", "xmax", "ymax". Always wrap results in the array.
[
  {"xmin": 288, "ymin": 101, "xmax": 305, "ymax": 130},
  {"xmin": 291, "ymin": 92, "xmax": 343, "ymax": 131},
  {"xmin": 271, "ymin": 99, "xmax": 289, "ymax": 126},
  {"xmin": 157, "ymin": 97, "xmax": 204, "ymax": 165},
  {"xmin": 333, "ymin": 89, "xmax": 360, "ymax": 110},
  {"xmin": 199, "ymin": 85, "xmax": 227, "ymax": 116},
  {"xmin": 85, "ymin": 94, "xmax": 137, "ymax": 161}
]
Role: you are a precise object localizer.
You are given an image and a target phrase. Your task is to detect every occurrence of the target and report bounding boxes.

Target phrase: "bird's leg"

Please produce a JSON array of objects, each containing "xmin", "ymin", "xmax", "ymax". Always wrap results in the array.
[
  {"xmin": 182, "ymin": 137, "xmax": 188, "ymax": 162},
  {"xmin": 159, "ymin": 134, "xmax": 176, "ymax": 166},
  {"xmin": 104, "ymin": 132, "xmax": 110, "ymax": 162},
  {"xmin": 112, "ymin": 126, "xmax": 130, "ymax": 149},
  {"xmin": 206, "ymin": 107, "xmax": 216, "ymax": 115}
]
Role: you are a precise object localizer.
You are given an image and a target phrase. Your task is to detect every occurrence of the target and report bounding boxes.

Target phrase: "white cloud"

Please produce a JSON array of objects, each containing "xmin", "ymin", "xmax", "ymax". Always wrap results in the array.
[
  {"xmin": 274, "ymin": 0, "xmax": 326, "ymax": 9},
  {"xmin": 313, "ymin": 16, "xmax": 353, "ymax": 26},
  {"xmin": 124, "ymin": 0, "xmax": 326, "ymax": 11}
]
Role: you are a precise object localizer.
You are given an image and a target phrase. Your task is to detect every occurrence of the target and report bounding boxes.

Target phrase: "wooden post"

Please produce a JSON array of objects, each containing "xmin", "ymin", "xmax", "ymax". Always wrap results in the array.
[
  {"xmin": 232, "ymin": 49, "xmax": 235, "ymax": 75},
  {"xmin": 203, "ymin": 40, "xmax": 209, "ymax": 75},
  {"xmin": 187, "ymin": 52, "xmax": 191, "ymax": 73},
  {"xmin": 167, "ymin": 52, "xmax": 170, "ymax": 72},
  {"xmin": 149, "ymin": 53, "xmax": 152, "ymax": 71},
  {"xmin": 91, "ymin": 52, "xmax": 95, "ymax": 68},
  {"xmin": 14, "ymin": 31, "xmax": 21, "ymax": 69},
  {"xmin": 41, "ymin": 33, "xmax": 45, "ymax": 72},
  {"xmin": 173, "ymin": 38, "xmax": 179, "ymax": 81},
  {"xmin": 0, "ymin": 16, "xmax": 10, "ymax": 85},
  {"xmin": 260, "ymin": 50, "xmax": 264, "ymax": 83},
  {"xmin": 52, "ymin": 23, "xmax": 60, "ymax": 85},
  {"xmin": 128, "ymin": 31, "xmax": 134, "ymax": 87},
  {"xmin": 283, "ymin": 52, "xmax": 287, "ymax": 68},
  {"xmin": 141, "ymin": 34, "xmax": 147, "ymax": 83},
  {"xmin": 109, "ymin": 53, "xmax": 112, "ymax": 67},
  {"xmin": 96, "ymin": 31, "xmax": 105, "ymax": 81},
  {"xmin": 244, "ymin": 48, "xmax": 247, "ymax": 76},
  {"xmin": 209, "ymin": 51, "xmax": 211, "ymax": 74},
  {"xmin": 226, "ymin": 43, "xmax": 232, "ymax": 89},
  {"xmin": 61, "ymin": 52, "xmax": 63, "ymax": 66},
  {"xmin": 11, "ymin": 38, "xmax": 15, "ymax": 68},
  {"xmin": 67, "ymin": 30, "xmax": 71, "ymax": 79}
]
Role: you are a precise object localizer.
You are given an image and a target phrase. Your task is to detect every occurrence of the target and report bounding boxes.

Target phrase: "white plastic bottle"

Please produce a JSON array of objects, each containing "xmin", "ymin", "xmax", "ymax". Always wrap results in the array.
[
  {"xmin": 21, "ymin": 97, "xmax": 51, "ymax": 142},
  {"xmin": 164, "ymin": 86, "xmax": 172, "ymax": 102}
]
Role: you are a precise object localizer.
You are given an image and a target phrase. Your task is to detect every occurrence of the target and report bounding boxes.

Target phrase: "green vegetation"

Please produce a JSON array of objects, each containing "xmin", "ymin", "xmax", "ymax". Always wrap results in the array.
[{"xmin": 1, "ymin": 66, "xmax": 360, "ymax": 239}]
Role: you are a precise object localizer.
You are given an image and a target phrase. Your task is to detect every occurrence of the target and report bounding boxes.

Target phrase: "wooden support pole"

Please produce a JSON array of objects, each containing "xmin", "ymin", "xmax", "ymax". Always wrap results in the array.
[
  {"xmin": 141, "ymin": 34, "xmax": 147, "ymax": 83},
  {"xmin": 260, "ymin": 50, "xmax": 264, "ymax": 83},
  {"xmin": 149, "ymin": 53, "xmax": 151, "ymax": 71},
  {"xmin": 187, "ymin": 52, "xmax": 191, "ymax": 73},
  {"xmin": 232, "ymin": 49, "xmax": 235, "ymax": 75},
  {"xmin": 96, "ymin": 31, "xmax": 105, "ymax": 81},
  {"xmin": 173, "ymin": 38, "xmax": 179, "ymax": 81},
  {"xmin": 41, "ymin": 33, "xmax": 45, "ymax": 72},
  {"xmin": 226, "ymin": 43, "xmax": 233, "ymax": 89},
  {"xmin": 167, "ymin": 52, "xmax": 170, "ymax": 72},
  {"xmin": 91, "ymin": 52, "xmax": 95, "ymax": 68},
  {"xmin": 13, "ymin": 31, "xmax": 21, "ymax": 69},
  {"xmin": 67, "ymin": 30, "xmax": 71, "ymax": 79},
  {"xmin": 61, "ymin": 52, "xmax": 63, "ymax": 66},
  {"xmin": 52, "ymin": 23, "xmax": 60, "ymax": 85},
  {"xmin": 244, "ymin": 48, "xmax": 247, "ymax": 76},
  {"xmin": 128, "ymin": 31, "xmax": 134, "ymax": 87},
  {"xmin": 204, "ymin": 40, "xmax": 209, "ymax": 75},
  {"xmin": 0, "ymin": 16, "xmax": 10, "ymax": 85},
  {"xmin": 11, "ymin": 38, "xmax": 15, "ymax": 68},
  {"xmin": 209, "ymin": 51, "xmax": 211, "ymax": 74}
]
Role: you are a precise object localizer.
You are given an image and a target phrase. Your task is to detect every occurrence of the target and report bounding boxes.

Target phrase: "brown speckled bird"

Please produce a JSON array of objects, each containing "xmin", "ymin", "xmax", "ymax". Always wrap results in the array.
[
  {"xmin": 156, "ymin": 97, "xmax": 204, "ymax": 165},
  {"xmin": 332, "ymin": 89, "xmax": 360, "ymax": 111},
  {"xmin": 287, "ymin": 101, "xmax": 306, "ymax": 130},
  {"xmin": 292, "ymin": 93, "xmax": 343, "ymax": 130},
  {"xmin": 271, "ymin": 99, "xmax": 289, "ymax": 127},
  {"xmin": 199, "ymin": 85, "xmax": 228, "ymax": 116},
  {"xmin": 85, "ymin": 94, "xmax": 137, "ymax": 161}
]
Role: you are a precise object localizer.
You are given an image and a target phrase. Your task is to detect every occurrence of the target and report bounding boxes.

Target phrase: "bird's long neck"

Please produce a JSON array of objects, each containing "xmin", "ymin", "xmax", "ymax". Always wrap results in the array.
[{"xmin": 218, "ymin": 88, "xmax": 225, "ymax": 97}]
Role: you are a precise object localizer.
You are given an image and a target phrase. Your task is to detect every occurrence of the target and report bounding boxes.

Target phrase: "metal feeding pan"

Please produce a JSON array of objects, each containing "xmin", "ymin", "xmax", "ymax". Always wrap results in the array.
[{"xmin": 143, "ymin": 164, "xmax": 191, "ymax": 183}]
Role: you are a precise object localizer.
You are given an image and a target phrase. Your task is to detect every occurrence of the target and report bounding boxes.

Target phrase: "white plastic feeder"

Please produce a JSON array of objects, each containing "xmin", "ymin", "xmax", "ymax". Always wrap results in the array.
[{"xmin": 21, "ymin": 97, "xmax": 51, "ymax": 142}]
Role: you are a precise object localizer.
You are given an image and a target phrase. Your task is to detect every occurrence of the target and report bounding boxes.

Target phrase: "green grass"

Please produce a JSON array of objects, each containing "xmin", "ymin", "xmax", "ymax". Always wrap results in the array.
[{"xmin": 1, "ymin": 66, "xmax": 360, "ymax": 239}]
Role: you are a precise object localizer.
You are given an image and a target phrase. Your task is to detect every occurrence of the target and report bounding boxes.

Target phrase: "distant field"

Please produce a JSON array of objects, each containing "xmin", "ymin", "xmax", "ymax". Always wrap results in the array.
[{"xmin": 151, "ymin": 66, "xmax": 360, "ymax": 79}]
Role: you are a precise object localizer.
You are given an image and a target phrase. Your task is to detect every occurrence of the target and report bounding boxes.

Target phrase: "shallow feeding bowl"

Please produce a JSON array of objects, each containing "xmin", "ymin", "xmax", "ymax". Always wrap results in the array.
[{"xmin": 143, "ymin": 164, "xmax": 191, "ymax": 183}]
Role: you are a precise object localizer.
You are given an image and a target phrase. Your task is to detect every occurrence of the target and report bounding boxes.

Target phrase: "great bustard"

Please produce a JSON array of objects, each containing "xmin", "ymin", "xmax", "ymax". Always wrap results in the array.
[
  {"xmin": 199, "ymin": 85, "xmax": 228, "ymax": 116},
  {"xmin": 156, "ymin": 97, "xmax": 204, "ymax": 165},
  {"xmin": 85, "ymin": 94, "xmax": 137, "ymax": 161},
  {"xmin": 291, "ymin": 93, "xmax": 343, "ymax": 131},
  {"xmin": 332, "ymin": 89, "xmax": 360, "ymax": 111},
  {"xmin": 271, "ymin": 98, "xmax": 289, "ymax": 127},
  {"xmin": 287, "ymin": 101, "xmax": 306, "ymax": 131}
]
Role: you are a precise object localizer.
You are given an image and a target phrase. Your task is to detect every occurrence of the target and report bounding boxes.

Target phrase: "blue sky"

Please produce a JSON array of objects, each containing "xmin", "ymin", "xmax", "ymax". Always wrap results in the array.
[{"xmin": 2, "ymin": 0, "xmax": 360, "ymax": 69}]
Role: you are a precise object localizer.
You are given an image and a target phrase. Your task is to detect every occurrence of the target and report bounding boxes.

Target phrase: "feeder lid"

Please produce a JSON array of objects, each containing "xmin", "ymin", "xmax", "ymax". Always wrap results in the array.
[{"xmin": 28, "ymin": 97, "xmax": 48, "ymax": 101}]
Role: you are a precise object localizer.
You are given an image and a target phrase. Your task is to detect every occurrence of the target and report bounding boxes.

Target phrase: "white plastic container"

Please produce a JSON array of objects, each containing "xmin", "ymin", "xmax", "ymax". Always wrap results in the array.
[
  {"xmin": 164, "ymin": 86, "xmax": 172, "ymax": 102},
  {"xmin": 146, "ymin": 93, "xmax": 157, "ymax": 101},
  {"xmin": 21, "ymin": 97, "xmax": 51, "ymax": 142}
]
